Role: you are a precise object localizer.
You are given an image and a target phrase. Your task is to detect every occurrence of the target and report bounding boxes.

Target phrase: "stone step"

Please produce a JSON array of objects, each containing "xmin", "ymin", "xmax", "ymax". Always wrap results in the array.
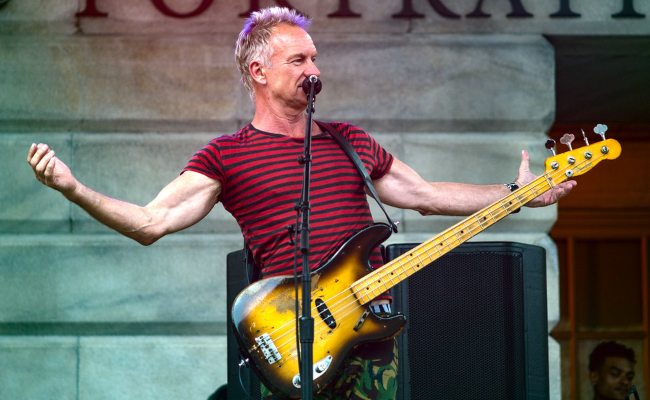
[{"xmin": 0, "ymin": 335, "xmax": 227, "ymax": 400}]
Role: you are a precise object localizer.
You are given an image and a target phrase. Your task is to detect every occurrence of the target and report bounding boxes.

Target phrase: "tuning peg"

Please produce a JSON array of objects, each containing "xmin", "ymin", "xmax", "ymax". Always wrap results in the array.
[
  {"xmin": 581, "ymin": 129, "xmax": 590, "ymax": 146},
  {"xmin": 545, "ymin": 139, "xmax": 557, "ymax": 156},
  {"xmin": 593, "ymin": 123, "xmax": 608, "ymax": 141},
  {"xmin": 560, "ymin": 133, "xmax": 575, "ymax": 150}
]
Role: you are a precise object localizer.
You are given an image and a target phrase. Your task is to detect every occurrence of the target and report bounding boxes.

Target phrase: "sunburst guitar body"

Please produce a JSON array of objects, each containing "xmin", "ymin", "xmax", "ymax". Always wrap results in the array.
[{"xmin": 231, "ymin": 223, "xmax": 405, "ymax": 398}]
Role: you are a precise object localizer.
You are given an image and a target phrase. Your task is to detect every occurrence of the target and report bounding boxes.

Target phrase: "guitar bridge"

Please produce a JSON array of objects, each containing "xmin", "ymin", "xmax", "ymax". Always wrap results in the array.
[{"xmin": 255, "ymin": 333, "xmax": 282, "ymax": 364}]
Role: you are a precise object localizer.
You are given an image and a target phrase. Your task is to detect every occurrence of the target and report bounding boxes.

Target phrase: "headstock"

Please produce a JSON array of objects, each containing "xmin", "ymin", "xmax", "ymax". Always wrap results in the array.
[{"xmin": 544, "ymin": 124, "xmax": 621, "ymax": 185}]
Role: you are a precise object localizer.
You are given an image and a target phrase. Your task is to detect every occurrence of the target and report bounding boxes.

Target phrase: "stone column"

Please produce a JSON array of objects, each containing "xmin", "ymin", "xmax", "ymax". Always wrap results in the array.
[{"xmin": 2, "ymin": 1, "xmax": 647, "ymax": 399}]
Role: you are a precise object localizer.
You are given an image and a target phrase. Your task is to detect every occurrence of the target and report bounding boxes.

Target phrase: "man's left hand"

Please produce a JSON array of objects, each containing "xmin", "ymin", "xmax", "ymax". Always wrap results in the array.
[{"xmin": 515, "ymin": 149, "xmax": 577, "ymax": 207}]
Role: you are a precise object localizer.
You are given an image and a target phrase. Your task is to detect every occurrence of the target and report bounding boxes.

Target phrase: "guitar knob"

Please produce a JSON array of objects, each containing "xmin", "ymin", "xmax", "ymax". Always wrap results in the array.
[
  {"xmin": 560, "ymin": 133, "xmax": 575, "ymax": 151},
  {"xmin": 593, "ymin": 123, "xmax": 608, "ymax": 141},
  {"xmin": 545, "ymin": 139, "xmax": 557, "ymax": 156}
]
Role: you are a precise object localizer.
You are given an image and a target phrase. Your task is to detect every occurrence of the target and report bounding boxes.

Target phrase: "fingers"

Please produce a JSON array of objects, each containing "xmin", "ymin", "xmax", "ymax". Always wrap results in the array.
[
  {"xmin": 28, "ymin": 143, "xmax": 56, "ymax": 184},
  {"xmin": 28, "ymin": 143, "xmax": 51, "ymax": 167},
  {"xmin": 555, "ymin": 180, "xmax": 577, "ymax": 200},
  {"xmin": 27, "ymin": 143, "xmax": 38, "ymax": 161},
  {"xmin": 534, "ymin": 180, "xmax": 576, "ymax": 207},
  {"xmin": 44, "ymin": 156, "xmax": 57, "ymax": 185},
  {"xmin": 516, "ymin": 149, "xmax": 533, "ymax": 186}
]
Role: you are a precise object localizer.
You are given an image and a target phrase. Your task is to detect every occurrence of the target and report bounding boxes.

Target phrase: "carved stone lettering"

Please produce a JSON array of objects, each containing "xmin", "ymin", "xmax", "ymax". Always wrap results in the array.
[
  {"xmin": 612, "ymin": 0, "xmax": 645, "ymax": 18},
  {"xmin": 424, "ymin": 0, "xmax": 461, "ymax": 19},
  {"xmin": 72, "ymin": 0, "xmax": 648, "ymax": 21},
  {"xmin": 327, "ymin": 0, "xmax": 361, "ymax": 18},
  {"xmin": 76, "ymin": 0, "xmax": 109, "ymax": 17},
  {"xmin": 392, "ymin": 0, "xmax": 426, "ymax": 19},
  {"xmin": 466, "ymin": 0, "xmax": 533, "ymax": 18},
  {"xmin": 151, "ymin": 0, "xmax": 214, "ymax": 18},
  {"xmin": 550, "ymin": 0, "xmax": 581, "ymax": 18}
]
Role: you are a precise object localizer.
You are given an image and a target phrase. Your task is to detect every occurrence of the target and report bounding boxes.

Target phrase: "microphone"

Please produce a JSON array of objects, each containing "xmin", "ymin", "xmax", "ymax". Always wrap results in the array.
[{"xmin": 301, "ymin": 75, "xmax": 322, "ymax": 96}]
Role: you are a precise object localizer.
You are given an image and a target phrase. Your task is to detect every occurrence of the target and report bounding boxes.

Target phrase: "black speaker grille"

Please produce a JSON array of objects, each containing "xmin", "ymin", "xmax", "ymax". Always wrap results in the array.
[
  {"xmin": 227, "ymin": 242, "xmax": 547, "ymax": 400},
  {"xmin": 399, "ymin": 249, "xmax": 528, "ymax": 400}
]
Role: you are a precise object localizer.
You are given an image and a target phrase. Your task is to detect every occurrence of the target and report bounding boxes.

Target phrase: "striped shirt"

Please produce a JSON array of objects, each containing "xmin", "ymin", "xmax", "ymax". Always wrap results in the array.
[{"xmin": 182, "ymin": 121, "xmax": 394, "ymax": 278}]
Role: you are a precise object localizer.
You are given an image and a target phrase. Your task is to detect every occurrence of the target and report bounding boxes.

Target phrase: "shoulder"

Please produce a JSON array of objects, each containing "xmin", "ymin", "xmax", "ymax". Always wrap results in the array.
[
  {"xmin": 320, "ymin": 120, "xmax": 369, "ymax": 140},
  {"xmin": 212, "ymin": 125, "xmax": 256, "ymax": 144},
  {"xmin": 199, "ymin": 125, "xmax": 265, "ymax": 153}
]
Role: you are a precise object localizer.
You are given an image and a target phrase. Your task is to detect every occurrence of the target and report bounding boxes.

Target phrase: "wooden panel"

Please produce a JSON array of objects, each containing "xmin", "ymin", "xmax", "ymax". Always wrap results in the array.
[
  {"xmin": 548, "ymin": 126, "xmax": 650, "ymax": 211},
  {"xmin": 574, "ymin": 239, "xmax": 643, "ymax": 331}
]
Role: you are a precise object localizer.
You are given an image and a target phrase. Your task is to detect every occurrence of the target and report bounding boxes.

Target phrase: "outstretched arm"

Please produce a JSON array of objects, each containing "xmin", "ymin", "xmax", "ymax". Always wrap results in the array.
[
  {"xmin": 373, "ymin": 150, "xmax": 576, "ymax": 216},
  {"xmin": 27, "ymin": 143, "xmax": 221, "ymax": 245}
]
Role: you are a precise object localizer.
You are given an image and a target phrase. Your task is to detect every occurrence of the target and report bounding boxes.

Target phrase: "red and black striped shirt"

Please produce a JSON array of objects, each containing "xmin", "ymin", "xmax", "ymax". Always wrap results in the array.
[{"xmin": 182, "ymin": 121, "xmax": 394, "ymax": 278}]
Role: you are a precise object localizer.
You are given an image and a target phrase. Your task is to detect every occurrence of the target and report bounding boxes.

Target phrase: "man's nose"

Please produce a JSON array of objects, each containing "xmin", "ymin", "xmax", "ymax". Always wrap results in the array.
[{"xmin": 305, "ymin": 61, "xmax": 320, "ymax": 78}]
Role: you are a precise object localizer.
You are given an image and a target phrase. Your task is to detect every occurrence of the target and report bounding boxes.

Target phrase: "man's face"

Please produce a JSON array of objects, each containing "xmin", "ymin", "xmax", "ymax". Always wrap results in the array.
[
  {"xmin": 262, "ymin": 23, "xmax": 320, "ymax": 110},
  {"xmin": 590, "ymin": 356, "xmax": 635, "ymax": 400}
]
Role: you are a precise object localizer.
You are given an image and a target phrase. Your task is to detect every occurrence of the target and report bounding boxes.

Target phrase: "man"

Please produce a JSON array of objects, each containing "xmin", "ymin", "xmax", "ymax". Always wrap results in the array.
[
  {"xmin": 589, "ymin": 341, "xmax": 636, "ymax": 400},
  {"xmin": 27, "ymin": 6, "xmax": 575, "ymax": 399}
]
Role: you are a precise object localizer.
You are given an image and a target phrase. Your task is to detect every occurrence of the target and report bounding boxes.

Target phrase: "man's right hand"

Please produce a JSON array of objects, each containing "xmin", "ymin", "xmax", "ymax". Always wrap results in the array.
[{"xmin": 27, "ymin": 143, "xmax": 78, "ymax": 197}]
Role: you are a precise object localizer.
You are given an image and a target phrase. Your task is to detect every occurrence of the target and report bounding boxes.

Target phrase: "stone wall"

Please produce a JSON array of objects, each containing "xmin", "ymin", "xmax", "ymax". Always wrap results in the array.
[{"xmin": 1, "ymin": 1, "xmax": 647, "ymax": 399}]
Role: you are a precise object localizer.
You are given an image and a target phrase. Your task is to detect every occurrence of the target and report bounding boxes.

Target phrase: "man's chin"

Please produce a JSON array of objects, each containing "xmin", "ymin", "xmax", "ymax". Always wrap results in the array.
[
  {"xmin": 288, "ymin": 97, "xmax": 308, "ymax": 110},
  {"xmin": 610, "ymin": 387, "xmax": 630, "ymax": 400}
]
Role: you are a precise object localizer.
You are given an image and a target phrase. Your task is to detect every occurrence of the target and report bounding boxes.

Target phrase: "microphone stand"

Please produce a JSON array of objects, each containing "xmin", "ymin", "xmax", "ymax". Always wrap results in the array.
[{"xmin": 297, "ymin": 75, "xmax": 321, "ymax": 399}]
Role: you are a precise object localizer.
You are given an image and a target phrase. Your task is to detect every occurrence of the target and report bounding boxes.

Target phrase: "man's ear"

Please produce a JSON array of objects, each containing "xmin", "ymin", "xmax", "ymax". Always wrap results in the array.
[
  {"xmin": 589, "ymin": 370, "xmax": 600, "ymax": 385},
  {"xmin": 249, "ymin": 60, "xmax": 266, "ymax": 85}
]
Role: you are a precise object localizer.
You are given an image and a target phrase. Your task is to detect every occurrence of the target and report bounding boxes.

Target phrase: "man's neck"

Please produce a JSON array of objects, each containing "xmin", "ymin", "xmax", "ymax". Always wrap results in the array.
[
  {"xmin": 251, "ymin": 89, "xmax": 318, "ymax": 137},
  {"xmin": 251, "ymin": 103, "xmax": 314, "ymax": 138}
]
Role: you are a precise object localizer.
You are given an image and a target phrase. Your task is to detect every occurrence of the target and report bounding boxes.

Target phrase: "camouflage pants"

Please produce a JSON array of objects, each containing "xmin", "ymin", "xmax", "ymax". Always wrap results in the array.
[{"xmin": 261, "ymin": 339, "xmax": 398, "ymax": 400}]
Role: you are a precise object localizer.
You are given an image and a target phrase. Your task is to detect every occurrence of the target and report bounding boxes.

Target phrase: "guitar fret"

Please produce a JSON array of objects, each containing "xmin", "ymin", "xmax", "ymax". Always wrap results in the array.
[
  {"xmin": 414, "ymin": 252, "xmax": 425, "ymax": 271},
  {"xmin": 475, "ymin": 214, "xmax": 487, "ymax": 229},
  {"xmin": 514, "ymin": 195, "xmax": 524, "ymax": 208},
  {"xmin": 501, "ymin": 201, "xmax": 516, "ymax": 214},
  {"xmin": 351, "ymin": 152, "xmax": 618, "ymax": 303}
]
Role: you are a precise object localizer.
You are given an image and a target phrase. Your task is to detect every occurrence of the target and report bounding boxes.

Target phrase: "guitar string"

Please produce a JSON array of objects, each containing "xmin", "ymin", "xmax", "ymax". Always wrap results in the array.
[
  {"xmin": 267, "ymin": 203, "xmax": 532, "ymax": 369},
  {"xmin": 266, "ymin": 192, "xmax": 532, "ymax": 363},
  {"xmin": 263, "ymin": 175, "xmax": 549, "ymax": 366},
  {"xmin": 249, "ymin": 148, "xmax": 603, "ymax": 371},
  {"xmin": 260, "ymin": 168, "xmax": 560, "ymax": 367},
  {"xmin": 264, "ymin": 172, "xmax": 555, "ymax": 367}
]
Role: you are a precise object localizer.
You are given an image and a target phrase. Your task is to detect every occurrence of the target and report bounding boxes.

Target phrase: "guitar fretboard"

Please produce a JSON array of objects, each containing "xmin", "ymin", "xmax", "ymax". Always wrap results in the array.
[{"xmin": 351, "ymin": 175, "xmax": 553, "ymax": 304}]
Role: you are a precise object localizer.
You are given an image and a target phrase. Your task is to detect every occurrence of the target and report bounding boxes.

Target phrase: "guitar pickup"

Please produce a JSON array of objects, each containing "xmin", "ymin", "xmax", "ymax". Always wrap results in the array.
[{"xmin": 315, "ymin": 298, "xmax": 337, "ymax": 329}]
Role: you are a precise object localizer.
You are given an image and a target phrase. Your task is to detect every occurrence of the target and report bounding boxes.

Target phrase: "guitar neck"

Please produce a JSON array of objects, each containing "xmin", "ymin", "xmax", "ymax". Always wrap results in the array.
[
  {"xmin": 351, "ymin": 174, "xmax": 553, "ymax": 304},
  {"xmin": 351, "ymin": 136, "xmax": 622, "ymax": 304}
]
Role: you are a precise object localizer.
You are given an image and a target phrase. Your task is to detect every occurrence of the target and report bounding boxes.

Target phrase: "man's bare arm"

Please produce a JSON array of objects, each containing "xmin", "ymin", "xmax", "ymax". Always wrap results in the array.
[
  {"xmin": 27, "ymin": 143, "xmax": 221, "ymax": 245},
  {"xmin": 373, "ymin": 150, "xmax": 576, "ymax": 216}
]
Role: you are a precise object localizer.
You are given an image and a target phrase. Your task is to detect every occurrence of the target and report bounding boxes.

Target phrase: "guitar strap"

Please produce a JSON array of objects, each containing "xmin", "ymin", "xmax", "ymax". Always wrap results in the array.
[{"xmin": 316, "ymin": 120, "xmax": 399, "ymax": 233}]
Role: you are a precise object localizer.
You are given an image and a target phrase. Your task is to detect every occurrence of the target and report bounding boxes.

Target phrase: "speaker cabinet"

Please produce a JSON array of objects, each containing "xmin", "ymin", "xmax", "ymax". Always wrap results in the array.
[
  {"xmin": 386, "ymin": 241, "xmax": 549, "ymax": 400},
  {"xmin": 226, "ymin": 250, "xmax": 262, "ymax": 400},
  {"xmin": 226, "ymin": 242, "xmax": 549, "ymax": 400}
]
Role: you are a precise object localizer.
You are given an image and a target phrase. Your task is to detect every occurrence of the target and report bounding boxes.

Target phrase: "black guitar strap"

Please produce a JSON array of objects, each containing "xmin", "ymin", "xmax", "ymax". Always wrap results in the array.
[{"xmin": 316, "ymin": 120, "xmax": 399, "ymax": 233}]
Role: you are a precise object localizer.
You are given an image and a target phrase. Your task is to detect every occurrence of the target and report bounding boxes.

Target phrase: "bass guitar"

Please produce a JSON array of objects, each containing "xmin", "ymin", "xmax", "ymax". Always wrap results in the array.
[{"xmin": 231, "ymin": 127, "xmax": 621, "ymax": 398}]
